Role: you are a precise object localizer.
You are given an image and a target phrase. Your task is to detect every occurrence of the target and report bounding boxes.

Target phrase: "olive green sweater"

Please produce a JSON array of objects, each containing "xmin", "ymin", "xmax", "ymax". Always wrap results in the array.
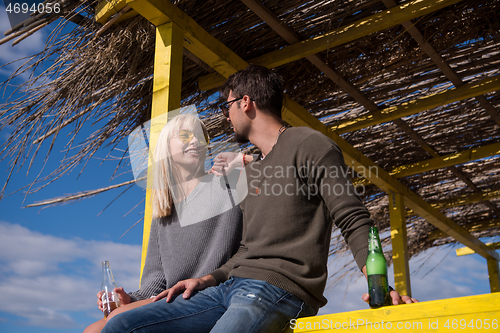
[{"xmin": 210, "ymin": 127, "xmax": 373, "ymax": 311}]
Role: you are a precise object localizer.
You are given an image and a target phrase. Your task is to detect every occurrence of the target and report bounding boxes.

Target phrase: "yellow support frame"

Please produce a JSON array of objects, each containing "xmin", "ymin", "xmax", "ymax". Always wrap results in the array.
[
  {"xmin": 390, "ymin": 142, "xmax": 500, "ymax": 178},
  {"xmin": 428, "ymin": 218, "xmax": 500, "ymax": 240},
  {"xmin": 487, "ymin": 259, "xmax": 500, "ymax": 293},
  {"xmin": 140, "ymin": 21, "xmax": 183, "ymax": 281},
  {"xmin": 427, "ymin": 188, "xmax": 500, "ymax": 210},
  {"xmin": 389, "ymin": 192, "xmax": 411, "ymax": 297},
  {"xmin": 352, "ymin": 141, "xmax": 500, "ymax": 185},
  {"xmin": 198, "ymin": 0, "xmax": 465, "ymax": 91},
  {"xmin": 127, "ymin": 0, "xmax": 247, "ymax": 79},
  {"xmin": 405, "ymin": 188, "xmax": 500, "ymax": 215},
  {"xmin": 456, "ymin": 242, "xmax": 500, "ymax": 257},
  {"xmin": 95, "ymin": 0, "xmax": 129, "ymax": 24},
  {"xmin": 328, "ymin": 75, "xmax": 500, "ymax": 134}
]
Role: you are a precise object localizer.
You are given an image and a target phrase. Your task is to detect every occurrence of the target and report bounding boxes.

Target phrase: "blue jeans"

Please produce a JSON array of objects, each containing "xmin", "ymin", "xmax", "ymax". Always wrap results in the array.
[{"xmin": 102, "ymin": 277, "xmax": 316, "ymax": 333}]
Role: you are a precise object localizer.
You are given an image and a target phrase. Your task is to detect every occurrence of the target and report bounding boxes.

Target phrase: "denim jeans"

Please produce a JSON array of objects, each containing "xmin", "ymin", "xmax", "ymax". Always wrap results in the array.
[{"xmin": 102, "ymin": 277, "xmax": 316, "ymax": 333}]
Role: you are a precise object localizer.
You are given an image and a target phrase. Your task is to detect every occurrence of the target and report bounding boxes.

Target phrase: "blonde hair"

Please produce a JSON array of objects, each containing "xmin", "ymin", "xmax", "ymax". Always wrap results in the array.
[{"xmin": 152, "ymin": 114, "xmax": 209, "ymax": 218}]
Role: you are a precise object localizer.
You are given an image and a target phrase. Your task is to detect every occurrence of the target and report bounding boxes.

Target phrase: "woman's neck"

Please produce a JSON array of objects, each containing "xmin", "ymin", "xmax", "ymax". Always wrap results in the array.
[{"xmin": 172, "ymin": 167, "xmax": 206, "ymax": 202}]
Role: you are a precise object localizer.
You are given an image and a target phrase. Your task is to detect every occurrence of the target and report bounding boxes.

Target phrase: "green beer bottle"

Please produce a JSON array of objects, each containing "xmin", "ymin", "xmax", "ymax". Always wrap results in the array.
[{"xmin": 366, "ymin": 226, "xmax": 392, "ymax": 308}]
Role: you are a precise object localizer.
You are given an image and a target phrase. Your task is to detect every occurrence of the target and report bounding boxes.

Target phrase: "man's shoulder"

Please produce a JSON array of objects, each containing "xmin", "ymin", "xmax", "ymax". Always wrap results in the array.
[
  {"xmin": 283, "ymin": 127, "xmax": 336, "ymax": 147},
  {"xmin": 279, "ymin": 127, "xmax": 344, "ymax": 165},
  {"xmin": 285, "ymin": 126, "xmax": 322, "ymax": 137}
]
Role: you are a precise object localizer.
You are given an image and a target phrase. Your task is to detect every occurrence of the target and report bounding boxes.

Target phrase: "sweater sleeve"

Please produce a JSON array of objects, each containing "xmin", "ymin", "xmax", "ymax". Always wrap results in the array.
[
  {"xmin": 308, "ymin": 139, "xmax": 373, "ymax": 270},
  {"xmin": 209, "ymin": 244, "xmax": 248, "ymax": 284},
  {"xmin": 128, "ymin": 219, "xmax": 166, "ymax": 302}
]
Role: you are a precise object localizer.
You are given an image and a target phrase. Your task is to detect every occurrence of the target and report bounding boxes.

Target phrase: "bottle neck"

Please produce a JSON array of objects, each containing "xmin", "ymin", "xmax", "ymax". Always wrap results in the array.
[
  {"xmin": 366, "ymin": 226, "xmax": 388, "ymax": 276},
  {"xmin": 368, "ymin": 227, "xmax": 383, "ymax": 254},
  {"xmin": 101, "ymin": 261, "xmax": 117, "ymax": 288}
]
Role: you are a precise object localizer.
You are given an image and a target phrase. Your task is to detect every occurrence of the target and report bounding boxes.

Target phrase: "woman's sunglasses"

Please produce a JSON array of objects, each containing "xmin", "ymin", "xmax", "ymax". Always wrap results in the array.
[{"xmin": 176, "ymin": 129, "xmax": 209, "ymax": 145}]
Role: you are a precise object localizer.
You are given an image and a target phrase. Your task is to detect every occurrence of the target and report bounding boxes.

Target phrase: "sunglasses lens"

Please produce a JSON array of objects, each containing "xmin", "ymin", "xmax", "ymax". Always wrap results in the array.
[
  {"xmin": 197, "ymin": 132, "xmax": 209, "ymax": 145},
  {"xmin": 178, "ymin": 130, "xmax": 192, "ymax": 143},
  {"xmin": 178, "ymin": 130, "xmax": 209, "ymax": 145},
  {"xmin": 220, "ymin": 105, "xmax": 228, "ymax": 117}
]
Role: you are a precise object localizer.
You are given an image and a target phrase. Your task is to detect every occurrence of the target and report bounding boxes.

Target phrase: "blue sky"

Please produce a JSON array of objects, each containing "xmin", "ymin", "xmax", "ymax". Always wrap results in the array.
[{"xmin": 0, "ymin": 4, "xmax": 497, "ymax": 332}]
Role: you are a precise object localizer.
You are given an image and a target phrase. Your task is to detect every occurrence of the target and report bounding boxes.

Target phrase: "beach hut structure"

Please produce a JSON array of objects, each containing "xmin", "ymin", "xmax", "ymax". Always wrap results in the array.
[{"xmin": 1, "ymin": 0, "xmax": 500, "ymax": 330}]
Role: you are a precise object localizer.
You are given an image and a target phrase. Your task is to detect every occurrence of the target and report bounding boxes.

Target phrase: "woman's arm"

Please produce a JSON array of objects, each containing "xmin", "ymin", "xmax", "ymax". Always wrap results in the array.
[{"xmin": 127, "ymin": 219, "xmax": 167, "ymax": 302}]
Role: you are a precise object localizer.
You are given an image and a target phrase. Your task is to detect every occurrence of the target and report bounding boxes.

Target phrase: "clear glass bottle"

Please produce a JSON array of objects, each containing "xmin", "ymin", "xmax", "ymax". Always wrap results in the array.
[
  {"xmin": 101, "ymin": 261, "xmax": 120, "ymax": 319},
  {"xmin": 366, "ymin": 226, "xmax": 392, "ymax": 308}
]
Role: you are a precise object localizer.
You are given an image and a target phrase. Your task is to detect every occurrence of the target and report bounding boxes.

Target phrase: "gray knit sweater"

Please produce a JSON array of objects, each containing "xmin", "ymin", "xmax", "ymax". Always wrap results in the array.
[{"xmin": 128, "ymin": 173, "xmax": 243, "ymax": 302}]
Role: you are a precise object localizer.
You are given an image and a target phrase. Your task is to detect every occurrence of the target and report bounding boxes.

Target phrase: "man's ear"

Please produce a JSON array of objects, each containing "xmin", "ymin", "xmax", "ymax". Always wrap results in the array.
[{"xmin": 241, "ymin": 95, "xmax": 253, "ymax": 113}]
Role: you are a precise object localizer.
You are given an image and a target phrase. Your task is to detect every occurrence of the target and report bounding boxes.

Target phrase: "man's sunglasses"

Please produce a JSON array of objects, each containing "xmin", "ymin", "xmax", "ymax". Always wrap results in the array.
[
  {"xmin": 219, "ymin": 97, "xmax": 253, "ymax": 118},
  {"xmin": 176, "ymin": 129, "xmax": 209, "ymax": 145}
]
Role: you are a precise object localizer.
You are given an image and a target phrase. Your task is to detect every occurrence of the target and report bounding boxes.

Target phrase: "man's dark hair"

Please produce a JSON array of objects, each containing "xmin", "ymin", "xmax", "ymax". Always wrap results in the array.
[{"xmin": 222, "ymin": 65, "xmax": 284, "ymax": 119}]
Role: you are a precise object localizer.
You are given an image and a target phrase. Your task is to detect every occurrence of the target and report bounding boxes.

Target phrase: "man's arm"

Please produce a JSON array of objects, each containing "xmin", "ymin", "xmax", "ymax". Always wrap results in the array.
[
  {"xmin": 153, "ymin": 274, "xmax": 217, "ymax": 302},
  {"xmin": 309, "ymin": 140, "xmax": 372, "ymax": 270},
  {"xmin": 305, "ymin": 136, "xmax": 418, "ymax": 305},
  {"xmin": 209, "ymin": 244, "xmax": 247, "ymax": 284},
  {"xmin": 128, "ymin": 218, "xmax": 167, "ymax": 302},
  {"xmin": 153, "ymin": 245, "xmax": 248, "ymax": 302}
]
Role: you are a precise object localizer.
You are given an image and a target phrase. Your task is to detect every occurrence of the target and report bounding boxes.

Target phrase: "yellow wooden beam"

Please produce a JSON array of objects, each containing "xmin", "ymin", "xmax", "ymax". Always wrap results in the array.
[
  {"xmin": 390, "ymin": 142, "xmax": 500, "ymax": 178},
  {"xmin": 389, "ymin": 192, "xmax": 411, "ymax": 297},
  {"xmin": 405, "ymin": 189, "xmax": 500, "ymax": 216},
  {"xmin": 198, "ymin": 0, "xmax": 465, "ymax": 91},
  {"xmin": 95, "ymin": 0, "xmax": 128, "ymax": 24},
  {"xmin": 329, "ymin": 74, "xmax": 500, "ymax": 134},
  {"xmin": 428, "ymin": 218, "xmax": 500, "ymax": 240},
  {"xmin": 284, "ymin": 292, "xmax": 500, "ymax": 333},
  {"xmin": 255, "ymin": 0, "xmax": 463, "ymax": 68},
  {"xmin": 429, "ymin": 188, "xmax": 500, "ymax": 210},
  {"xmin": 140, "ymin": 21, "xmax": 184, "ymax": 282},
  {"xmin": 352, "ymin": 141, "xmax": 500, "ymax": 185},
  {"xmin": 487, "ymin": 259, "xmax": 500, "ymax": 293},
  {"xmin": 113, "ymin": 9, "xmax": 139, "ymax": 25},
  {"xmin": 456, "ymin": 242, "xmax": 500, "ymax": 256},
  {"xmin": 127, "ymin": 0, "xmax": 248, "ymax": 79}
]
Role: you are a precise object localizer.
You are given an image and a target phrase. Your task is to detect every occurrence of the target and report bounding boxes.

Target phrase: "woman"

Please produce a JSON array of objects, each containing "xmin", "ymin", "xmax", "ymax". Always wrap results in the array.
[{"xmin": 84, "ymin": 113, "xmax": 243, "ymax": 332}]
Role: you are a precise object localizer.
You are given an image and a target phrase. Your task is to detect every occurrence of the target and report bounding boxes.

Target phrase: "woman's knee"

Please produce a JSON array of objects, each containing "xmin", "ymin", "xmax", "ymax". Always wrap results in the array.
[
  {"xmin": 107, "ymin": 298, "xmax": 153, "ymax": 320},
  {"xmin": 83, "ymin": 318, "xmax": 106, "ymax": 333}
]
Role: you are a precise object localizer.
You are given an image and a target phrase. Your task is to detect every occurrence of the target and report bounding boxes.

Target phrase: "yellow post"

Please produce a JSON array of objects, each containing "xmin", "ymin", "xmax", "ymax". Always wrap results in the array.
[
  {"xmin": 389, "ymin": 191, "xmax": 411, "ymax": 297},
  {"xmin": 487, "ymin": 258, "xmax": 500, "ymax": 293},
  {"xmin": 141, "ymin": 21, "xmax": 183, "ymax": 282}
]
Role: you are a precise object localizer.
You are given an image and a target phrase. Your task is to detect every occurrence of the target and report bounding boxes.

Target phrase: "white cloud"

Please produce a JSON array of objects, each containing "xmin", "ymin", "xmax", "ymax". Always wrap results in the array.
[
  {"xmin": 0, "ymin": 4, "xmax": 46, "ymax": 58},
  {"xmin": 0, "ymin": 3, "xmax": 49, "ymax": 83},
  {"xmin": 0, "ymin": 221, "xmax": 141, "ymax": 328},
  {"xmin": 407, "ymin": 247, "xmax": 489, "ymax": 300}
]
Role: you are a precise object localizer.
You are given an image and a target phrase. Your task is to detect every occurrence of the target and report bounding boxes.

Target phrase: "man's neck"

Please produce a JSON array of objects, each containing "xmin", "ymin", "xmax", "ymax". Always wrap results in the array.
[{"xmin": 248, "ymin": 117, "xmax": 285, "ymax": 157}]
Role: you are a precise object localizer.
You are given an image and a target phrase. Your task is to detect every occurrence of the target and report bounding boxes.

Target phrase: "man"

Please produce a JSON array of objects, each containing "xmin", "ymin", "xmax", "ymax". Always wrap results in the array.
[{"xmin": 102, "ymin": 65, "xmax": 415, "ymax": 333}]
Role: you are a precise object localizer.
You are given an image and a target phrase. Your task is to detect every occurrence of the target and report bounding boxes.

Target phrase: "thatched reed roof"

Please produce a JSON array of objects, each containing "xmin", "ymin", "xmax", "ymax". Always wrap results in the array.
[{"xmin": 1, "ymin": 0, "xmax": 500, "ymax": 266}]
